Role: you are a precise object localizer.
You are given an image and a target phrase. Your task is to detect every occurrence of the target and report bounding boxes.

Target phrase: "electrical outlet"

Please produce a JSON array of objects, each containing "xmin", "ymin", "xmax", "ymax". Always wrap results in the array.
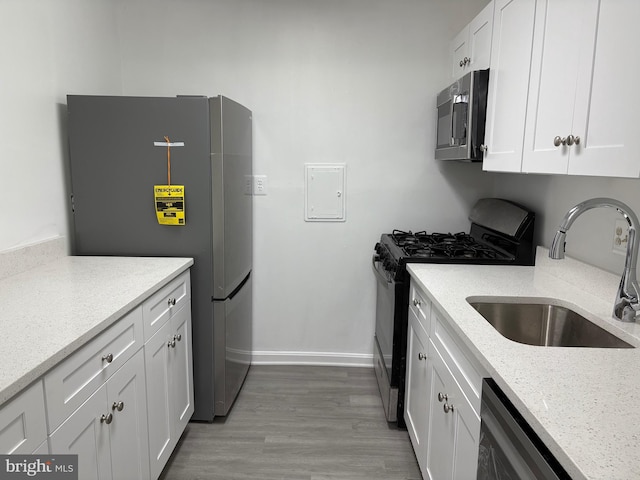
[
  {"xmin": 253, "ymin": 175, "xmax": 267, "ymax": 195},
  {"xmin": 613, "ymin": 219, "xmax": 629, "ymax": 255}
]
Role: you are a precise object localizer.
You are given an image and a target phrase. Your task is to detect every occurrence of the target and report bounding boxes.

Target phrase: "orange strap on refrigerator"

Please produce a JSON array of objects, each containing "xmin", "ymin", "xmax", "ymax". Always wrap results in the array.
[{"xmin": 164, "ymin": 135, "xmax": 172, "ymax": 185}]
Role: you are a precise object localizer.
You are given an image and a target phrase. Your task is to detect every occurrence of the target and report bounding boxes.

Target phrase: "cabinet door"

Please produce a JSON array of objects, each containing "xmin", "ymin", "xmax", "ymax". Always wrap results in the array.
[
  {"xmin": 0, "ymin": 381, "xmax": 47, "ymax": 454},
  {"xmin": 404, "ymin": 308, "xmax": 430, "ymax": 477},
  {"xmin": 425, "ymin": 343, "xmax": 455, "ymax": 480},
  {"xmin": 482, "ymin": 0, "xmax": 536, "ymax": 172},
  {"xmin": 522, "ymin": 0, "xmax": 599, "ymax": 174},
  {"xmin": 450, "ymin": 27, "xmax": 469, "ymax": 79},
  {"xmin": 467, "ymin": 1, "xmax": 494, "ymax": 71},
  {"xmin": 426, "ymin": 342, "xmax": 481, "ymax": 480},
  {"xmin": 49, "ymin": 386, "xmax": 112, "ymax": 480},
  {"xmin": 107, "ymin": 349, "xmax": 150, "ymax": 480},
  {"xmin": 170, "ymin": 306, "xmax": 194, "ymax": 435},
  {"xmin": 452, "ymin": 401, "xmax": 481, "ymax": 479},
  {"xmin": 568, "ymin": 0, "xmax": 640, "ymax": 177},
  {"xmin": 145, "ymin": 321, "xmax": 174, "ymax": 480}
]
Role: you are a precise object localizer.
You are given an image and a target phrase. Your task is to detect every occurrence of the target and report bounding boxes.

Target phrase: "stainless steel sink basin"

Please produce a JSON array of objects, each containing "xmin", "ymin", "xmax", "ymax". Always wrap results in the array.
[{"xmin": 468, "ymin": 301, "xmax": 634, "ymax": 348}]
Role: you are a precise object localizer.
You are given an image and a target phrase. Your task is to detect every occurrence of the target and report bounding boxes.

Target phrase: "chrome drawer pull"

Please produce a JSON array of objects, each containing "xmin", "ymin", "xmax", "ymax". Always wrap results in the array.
[
  {"xmin": 101, "ymin": 353, "xmax": 114, "ymax": 363},
  {"xmin": 100, "ymin": 413, "xmax": 113, "ymax": 424}
]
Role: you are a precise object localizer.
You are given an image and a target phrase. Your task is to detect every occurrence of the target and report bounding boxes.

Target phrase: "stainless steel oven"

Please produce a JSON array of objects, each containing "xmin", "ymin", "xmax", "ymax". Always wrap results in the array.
[
  {"xmin": 372, "ymin": 254, "xmax": 407, "ymax": 424},
  {"xmin": 477, "ymin": 379, "xmax": 570, "ymax": 479},
  {"xmin": 371, "ymin": 198, "xmax": 536, "ymax": 427}
]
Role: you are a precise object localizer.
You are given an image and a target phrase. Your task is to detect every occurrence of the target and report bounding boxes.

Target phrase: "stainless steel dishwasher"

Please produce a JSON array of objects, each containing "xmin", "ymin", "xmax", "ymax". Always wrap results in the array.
[{"xmin": 477, "ymin": 379, "xmax": 571, "ymax": 480}]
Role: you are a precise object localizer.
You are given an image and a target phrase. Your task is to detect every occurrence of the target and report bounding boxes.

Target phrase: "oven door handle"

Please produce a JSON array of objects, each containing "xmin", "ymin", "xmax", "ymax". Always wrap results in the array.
[{"xmin": 371, "ymin": 255, "xmax": 392, "ymax": 285}]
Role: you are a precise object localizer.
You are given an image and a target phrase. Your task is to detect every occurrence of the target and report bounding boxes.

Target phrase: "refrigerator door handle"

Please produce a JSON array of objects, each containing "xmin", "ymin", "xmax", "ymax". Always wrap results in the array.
[{"xmin": 215, "ymin": 271, "xmax": 251, "ymax": 302}]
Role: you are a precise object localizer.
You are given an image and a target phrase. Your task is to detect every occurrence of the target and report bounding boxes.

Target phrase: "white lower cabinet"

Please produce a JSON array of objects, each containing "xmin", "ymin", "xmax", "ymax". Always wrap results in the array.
[
  {"xmin": 405, "ymin": 278, "xmax": 485, "ymax": 480},
  {"xmin": 0, "ymin": 381, "xmax": 47, "ymax": 454},
  {"xmin": 145, "ymin": 305, "xmax": 194, "ymax": 480},
  {"xmin": 50, "ymin": 349, "xmax": 150, "ymax": 480},
  {"xmin": 0, "ymin": 269, "xmax": 195, "ymax": 480},
  {"xmin": 425, "ymin": 340, "xmax": 480, "ymax": 480},
  {"xmin": 405, "ymin": 307, "xmax": 431, "ymax": 477}
]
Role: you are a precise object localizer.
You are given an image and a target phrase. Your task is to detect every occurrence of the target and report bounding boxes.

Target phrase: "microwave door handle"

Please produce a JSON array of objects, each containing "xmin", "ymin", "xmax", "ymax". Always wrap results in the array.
[{"xmin": 449, "ymin": 97, "xmax": 456, "ymax": 147}]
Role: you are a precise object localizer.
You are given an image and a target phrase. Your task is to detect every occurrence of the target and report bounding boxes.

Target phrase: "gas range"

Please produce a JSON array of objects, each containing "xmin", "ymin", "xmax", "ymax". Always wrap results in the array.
[
  {"xmin": 375, "ymin": 222, "xmax": 532, "ymax": 283},
  {"xmin": 372, "ymin": 198, "xmax": 536, "ymax": 426}
]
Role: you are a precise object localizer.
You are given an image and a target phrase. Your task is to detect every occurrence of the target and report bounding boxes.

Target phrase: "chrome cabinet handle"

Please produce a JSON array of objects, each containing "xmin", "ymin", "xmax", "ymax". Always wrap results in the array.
[
  {"xmin": 175, "ymin": 334, "xmax": 182, "ymax": 342},
  {"xmin": 443, "ymin": 403, "xmax": 455, "ymax": 413},
  {"xmin": 413, "ymin": 299, "xmax": 421, "ymax": 307},
  {"xmin": 168, "ymin": 297, "xmax": 176, "ymax": 307},
  {"xmin": 100, "ymin": 413, "xmax": 113, "ymax": 424},
  {"xmin": 438, "ymin": 392, "xmax": 448, "ymax": 402},
  {"xmin": 553, "ymin": 136, "xmax": 567, "ymax": 147},
  {"xmin": 459, "ymin": 59, "xmax": 464, "ymax": 67},
  {"xmin": 566, "ymin": 135, "xmax": 576, "ymax": 146},
  {"xmin": 574, "ymin": 136, "xmax": 581, "ymax": 145},
  {"xmin": 479, "ymin": 144, "xmax": 487, "ymax": 152},
  {"xmin": 168, "ymin": 339, "xmax": 176, "ymax": 348},
  {"xmin": 418, "ymin": 352, "xmax": 427, "ymax": 361},
  {"xmin": 101, "ymin": 353, "xmax": 113, "ymax": 363},
  {"xmin": 112, "ymin": 401, "xmax": 124, "ymax": 412}
]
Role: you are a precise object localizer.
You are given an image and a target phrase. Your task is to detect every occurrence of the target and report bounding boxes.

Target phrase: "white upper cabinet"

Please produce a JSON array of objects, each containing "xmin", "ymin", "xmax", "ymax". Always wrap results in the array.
[
  {"xmin": 484, "ymin": 0, "xmax": 640, "ymax": 177},
  {"xmin": 522, "ymin": 0, "xmax": 639, "ymax": 176},
  {"xmin": 482, "ymin": 0, "xmax": 536, "ymax": 172},
  {"xmin": 450, "ymin": 1, "xmax": 494, "ymax": 79}
]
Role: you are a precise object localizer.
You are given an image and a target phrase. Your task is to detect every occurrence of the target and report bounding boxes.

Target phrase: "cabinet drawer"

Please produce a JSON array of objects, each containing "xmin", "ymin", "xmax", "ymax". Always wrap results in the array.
[
  {"xmin": 142, "ymin": 271, "xmax": 191, "ymax": 341},
  {"xmin": 44, "ymin": 306, "xmax": 143, "ymax": 433},
  {"xmin": 0, "ymin": 381, "xmax": 47, "ymax": 454},
  {"xmin": 430, "ymin": 308, "xmax": 486, "ymax": 413},
  {"xmin": 409, "ymin": 281, "xmax": 431, "ymax": 329}
]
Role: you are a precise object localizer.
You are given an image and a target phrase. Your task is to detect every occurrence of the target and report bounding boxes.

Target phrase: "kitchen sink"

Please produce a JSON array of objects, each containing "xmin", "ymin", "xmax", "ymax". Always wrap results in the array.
[{"xmin": 467, "ymin": 300, "xmax": 634, "ymax": 348}]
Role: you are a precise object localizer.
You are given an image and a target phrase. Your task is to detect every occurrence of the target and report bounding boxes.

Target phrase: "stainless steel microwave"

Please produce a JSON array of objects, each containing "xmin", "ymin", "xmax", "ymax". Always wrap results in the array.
[{"xmin": 435, "ymin": 69, "xmax": 489, "ymax": 161}]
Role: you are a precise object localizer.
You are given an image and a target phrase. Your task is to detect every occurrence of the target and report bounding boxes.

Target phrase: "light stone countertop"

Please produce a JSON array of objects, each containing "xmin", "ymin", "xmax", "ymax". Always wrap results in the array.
[
  {"xmin": 407, "ymin": 247, "xmax": 640, "ymax": 480},
  {"xmin": 0, "ymin": 255, "xmax": 193, "ymax": 406}
]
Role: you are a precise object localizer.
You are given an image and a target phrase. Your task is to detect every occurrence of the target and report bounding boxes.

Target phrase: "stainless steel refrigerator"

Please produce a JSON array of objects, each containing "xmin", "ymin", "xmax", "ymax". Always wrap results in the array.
[{"xmin": 66, "ymin": 94, "xmax": 252, "ymax": 421}]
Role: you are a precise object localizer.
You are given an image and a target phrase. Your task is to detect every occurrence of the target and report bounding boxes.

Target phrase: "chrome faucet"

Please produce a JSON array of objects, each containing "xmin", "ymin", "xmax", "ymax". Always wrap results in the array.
[{"xmin": 550, "ymin": 197, "xmax": 640, "ymax": 323}]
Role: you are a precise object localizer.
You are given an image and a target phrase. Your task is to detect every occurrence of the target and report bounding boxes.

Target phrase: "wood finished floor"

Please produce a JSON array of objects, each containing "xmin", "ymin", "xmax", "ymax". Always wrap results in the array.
[{"xmin": 159, "ymin": 365, "xmax": 421, "ymax": 480}]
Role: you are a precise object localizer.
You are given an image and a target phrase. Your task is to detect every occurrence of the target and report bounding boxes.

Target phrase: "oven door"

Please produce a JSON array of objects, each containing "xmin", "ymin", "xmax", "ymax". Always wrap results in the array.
[{"xmin": 372, "ymin": 255, "xmax": 399, "ymax": 422}]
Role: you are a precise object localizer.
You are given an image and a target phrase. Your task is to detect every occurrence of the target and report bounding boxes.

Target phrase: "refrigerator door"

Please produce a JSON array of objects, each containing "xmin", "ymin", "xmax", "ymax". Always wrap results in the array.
[
  {"xmin": 210, "ymin": 96, "xmax": 253, "ymax": 300},
  {"xmin": 67, "ymin": 95, "xmax": 217, "ymax": 421},
  {"xmin": 213, "ymin": 273, "xmax": 252, "ymax": 416}
]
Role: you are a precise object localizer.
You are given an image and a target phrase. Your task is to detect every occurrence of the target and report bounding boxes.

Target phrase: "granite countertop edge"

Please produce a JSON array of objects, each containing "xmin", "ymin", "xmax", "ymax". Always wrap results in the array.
[{"xmin": 0, "ymin": 255, "xmax": 194, "ymax": 407}]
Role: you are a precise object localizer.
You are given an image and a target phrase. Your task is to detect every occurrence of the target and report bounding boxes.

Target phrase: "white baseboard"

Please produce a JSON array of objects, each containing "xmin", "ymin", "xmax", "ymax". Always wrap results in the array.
[{"xmin": 251, "ymin": 350, "xmax": 374, "ymax": 368}]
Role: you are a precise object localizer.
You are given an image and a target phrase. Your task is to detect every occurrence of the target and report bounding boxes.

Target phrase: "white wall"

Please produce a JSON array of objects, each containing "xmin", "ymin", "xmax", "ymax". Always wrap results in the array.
[
  {"xmin": 115, "ymin": 0, "xmax": 494, "ymax": 364},
  {"xmin": 1, "ymin": 0, "xmax": 497, "ymax": 366},
  {"xmin": 0, "ymin": 0, "xmax": 122, "ymax": 252}
]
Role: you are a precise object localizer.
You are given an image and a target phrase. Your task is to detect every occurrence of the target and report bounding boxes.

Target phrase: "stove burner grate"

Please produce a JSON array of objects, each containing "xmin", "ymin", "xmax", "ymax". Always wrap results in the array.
[{"xmin": 392, "ymin": 230, "xmax": 503, "ymax": 260}]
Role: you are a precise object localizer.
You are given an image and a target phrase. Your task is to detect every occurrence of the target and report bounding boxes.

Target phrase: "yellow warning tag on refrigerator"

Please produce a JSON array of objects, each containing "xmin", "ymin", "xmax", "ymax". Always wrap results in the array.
[{"xmin": 154, "ymin": 185, "xmax": 185, "ymax": 226}]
